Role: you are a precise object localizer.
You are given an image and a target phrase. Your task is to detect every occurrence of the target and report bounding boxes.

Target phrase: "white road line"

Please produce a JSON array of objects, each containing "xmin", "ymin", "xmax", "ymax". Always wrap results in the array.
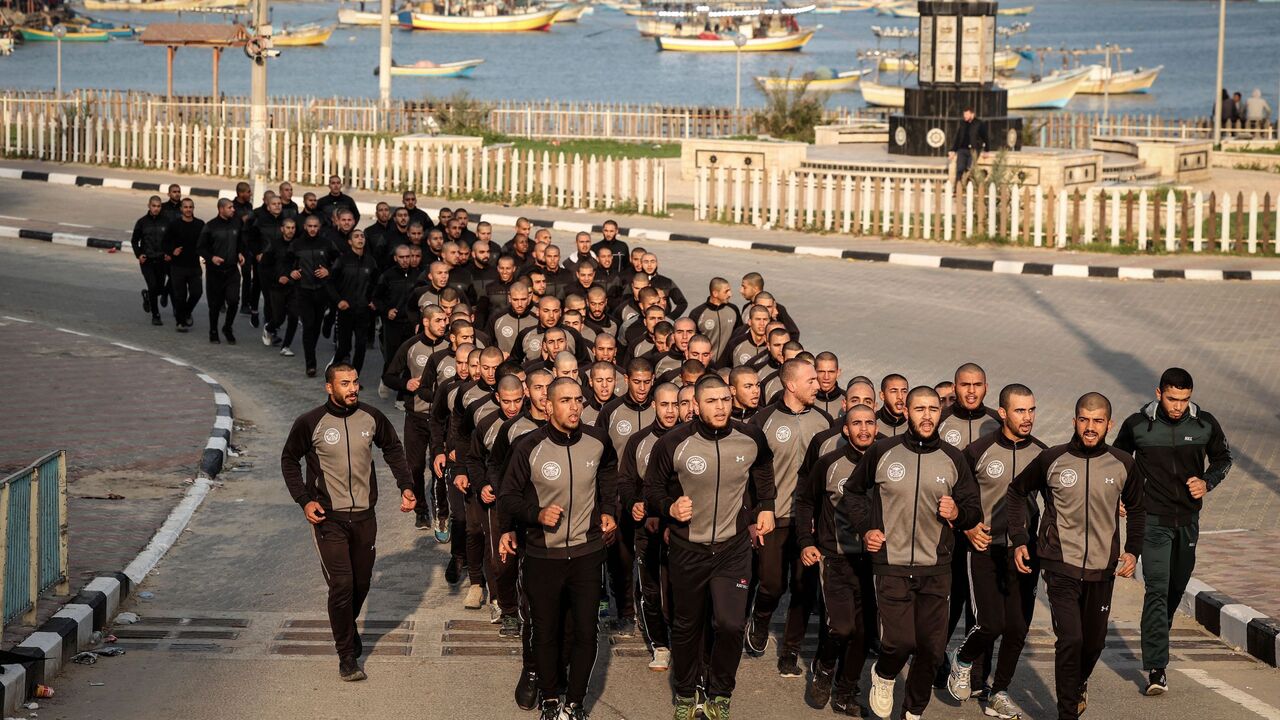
[
  {"xmin": 2, "ymin": 315, "xmax": 33, "ymax": 323},
  {"xmin": 55, "ymin": 327, "xmax": 90, "ymax": 337},
  {"xmin": 161, "ymin": 357, "xmax": 190, "ymax": 367},
  {"xmin": 60, "ymin": 222, "xmax": 93, "ymax": 229},
  {"xmin": 1200, "ymin": 528, "xmax": 1248, "ymax": 535},
  {"xmin": 0, "ymin": 214, "xmax": 26, "ymax": 221},
  {"xmin": 110, "ymin": 341, "xmax": 145, "ymax": 352},
  {"xmin": 1180, "ymin": 669, "xmax": 1280, "ymax": 720}
]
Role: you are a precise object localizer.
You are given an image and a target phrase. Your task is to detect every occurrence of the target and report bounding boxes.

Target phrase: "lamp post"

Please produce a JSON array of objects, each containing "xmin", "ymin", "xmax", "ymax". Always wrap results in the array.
[
  {"xmin": 249, "ymin": 0, "xmax": 271, "ymax": 200},
  {"xmin": 734, "ymin": 32, "xmax": 748, "ymax": 115},
  {"xmin": 379, "ymin": 0, "xmax": 392, "ymax": 112},
  {"xmin": 53, "ymin": 24, "xmax": 66, "ymax": 101},
  {"xmin": 1212, "ymin": 0, "xmax": 1225, "ymax": 145}
]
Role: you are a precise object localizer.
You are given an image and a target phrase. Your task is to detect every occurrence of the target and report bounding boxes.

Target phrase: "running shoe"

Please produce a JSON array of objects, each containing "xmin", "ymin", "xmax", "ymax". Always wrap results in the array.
[
  {"xmin": 141, "ymin": 289, "xmax": 149, "ymax": 312},
  {"xmin": 434, "ymin": 517, "xmax": 451, "ymax": 543},
  {"xmin": 806, "ymin": 660, "xmax": 835, "ymax": 708},
  {"xmin": 648, "ymin": 647, "xmax": 671, "ymax": 671},
  {"xmin": 561, "ymin": 701, "xmax": 588, "ymax": 720},
  {"xmin": 831, "ymin": 686, "xmax": 864, "ymax": 717},
  {"xmin": 703, "ymin": 695, "xmax": 730, "ymax": 720},
  {"xmin": 868, "ymin": 663, "xmax": 896, "ymax": 719},
  {"xmin": 777, "ymin": 654, "xmax": 802, "ymax": 678},
  {"xmin": 538, "ymin": 698, "xmax": 561, "ymax": 720},
  {"xmin": 280, "ymin": 347, "xmax": 295, "ymax": 357},
  {"xmin": 1145, "ymin": 668, "xmax": 1167, "ymax": 696},
  {"xmin": 262, "ymin": 328, "xmax": 273, "ymax": 346},
  {"xmin": 445, "ymin": 556, "xmax": 463, "ymax": 585},
  {"xmin": 250, "ymin": 311, "xmax": 260, "ymax": 328},
  {"xmin": 151, "ymin": 315, "xmax": 162, "ymax": 326},
  {"xmin": 744, "ymin": 616, "xmax": 769, "ymax": 655},
  {"xmin": 946, "ymin": 649, "xmax": 973, "ymax": 701},
  {"xmin": 464, "ymin": 584, "xmax": 485, "ymax": 609},
  {"xmin": 338, "ymin": 657, "xmax": 366, "ymax": 682},
  {"xmin": 414, "ymin": 514, "xmax": 430, "ymax": 531},
  {"xmin": 982, "ymin": 690, "xmax": 1025, "ymax": 719},
  {"xmin": 500, "ymin": 614, "xmax": 521, "ymax": 638},
  {"xmin": 611, "ymin": 617, "xmax": 636, "ymax": 638},
  {"xmin": 672, "ymin": 695, "xmax": 697, "ymax": 720},
  {"xmin": 515, "ymin": 670, "xmax": 539, "ymax": 711},
  {"xmin": 223, "ymin": 328, "xmax": 236, "ymax": 345},
  {"xmin": 489, "ymin": 601, "xmax": 502, "ymax": 624}
]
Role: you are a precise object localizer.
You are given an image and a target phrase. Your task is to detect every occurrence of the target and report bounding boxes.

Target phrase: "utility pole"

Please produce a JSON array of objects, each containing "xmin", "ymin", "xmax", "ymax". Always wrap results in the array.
[
  {"xmin": 1212, "ymin": 0, "xmax": 1226, "ymax": 146},
  {"xmin": 249, "ymin": 0, "xmax": 271, "ymax": 200},
  {"xmin": 379, "ymin": 0, "xmax": 392, "ymax": 113}
]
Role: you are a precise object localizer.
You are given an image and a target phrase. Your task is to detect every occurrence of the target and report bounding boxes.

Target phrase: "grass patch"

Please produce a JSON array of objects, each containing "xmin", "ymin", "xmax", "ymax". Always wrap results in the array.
[
  {"xmin": 457, "ymin": 130, "xmax": 680, "ymax": 159},
  {"xmin": 1224, "ymin": 144, "xmax": 1280, "ymax": 155}
]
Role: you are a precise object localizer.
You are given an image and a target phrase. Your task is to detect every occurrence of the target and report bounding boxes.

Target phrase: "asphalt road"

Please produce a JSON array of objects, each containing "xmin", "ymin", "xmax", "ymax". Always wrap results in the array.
[{"xmin": 1, "ymin": 177, "xmax": 1277, "ymax": 720}]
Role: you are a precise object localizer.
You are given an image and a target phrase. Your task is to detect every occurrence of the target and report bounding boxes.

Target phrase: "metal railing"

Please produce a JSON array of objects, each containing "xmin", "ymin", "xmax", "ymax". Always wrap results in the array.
[{"xmin": 1, "ymin": 451, "xmax": 69, "ymax": 627}]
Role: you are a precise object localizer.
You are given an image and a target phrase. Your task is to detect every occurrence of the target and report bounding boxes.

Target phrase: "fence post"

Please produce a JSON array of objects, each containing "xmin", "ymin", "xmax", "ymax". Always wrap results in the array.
[
  {"xmin": 696, "ymin": 166, "xmax": 708, "ymax": 221},
  {"xmin": 1110, "ymin": 190, "xmax": 1121, "ymax": 247},
  {"xmin": 1055, "ymin": 189, "xmax": 1068, "ymax": 247},
  {"xmin": 1220, "ymin": 192, "xmax": 1231, "ymax": 253},
  {"xmin": 861, "ymin": 178, "xmax": 873, "ymax": 234},
  {"xmin": 0, "ymin": 482, "xmax": 8, "ymax": 626},
  {"xmin": 1247, "ymin": 191, "xmax": 1259, "ymax": 253},
  {"xmin": 785, "ymin": 172, "xmax": 798, "ymax": 230},
  {"xmin": 1165, "ymin": 190, "xmax": 1177, "ymax": 252},
  {"xmin": 902, "ymin": 179, "xmax": 914, "ymax": 238},
  {"xmin": 922, "ymin": 179, "xmax": 934, "ymax": 240},
  {"xmin": 1032, "ymin": 186, "xmax": 1044, "ymax": 246},
  {"xmin": 943, "ymin": 182, "xmax": 954, "ymax": 242},
  {"xmin": 751, "ymin": 168, "xmax": 763, "ymax": 227},
  {"xmin": 732, "ymin": 167, "xmax": 744, "ymax": 225},
  {"xmin": 56, "ymin": 451, "xmax": 68, "ymax": 596},
  {"xmin": 1137, "ymin": 190, "xmax": 1149, "ymax": 251},
  {"xmin": 23, "ymin": 465, "xmax": 39, "ymax": 626},
  {"xmin": 768, "ymin": 170, "xmax": 780, "ymax": 228}
]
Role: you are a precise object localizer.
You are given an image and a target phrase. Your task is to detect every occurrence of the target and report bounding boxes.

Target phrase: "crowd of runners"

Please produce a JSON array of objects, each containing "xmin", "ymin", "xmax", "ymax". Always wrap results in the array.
[{"xmin": 131, "ymin": 177, "xmax": 1233, "ymax": 720}]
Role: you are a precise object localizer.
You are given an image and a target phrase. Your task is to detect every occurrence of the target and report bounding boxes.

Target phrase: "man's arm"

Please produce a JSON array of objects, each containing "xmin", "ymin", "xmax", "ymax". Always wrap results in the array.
[
  {"xmin": 372, "ymin": 408, "xmax": 413, "ymax": 492},
  {"xmin": 843, "ymin": 445, "xmax": 879, "ymax": 534},
  {"xmin": 794, "ymin": 456, "xmax": 824, "ymax": 549},
  {"xmin": 497, "ymin": 439, "xmax": 540, "ymax": 530},
  {"xmin": 1112, "ymin": 415, "xmax": 1137, "ymax": 454},
  {"xmin": 595, "ymin": 435, "xmax": 619, "ymax": 521},
  {"xmin": 746, "ymin": 426, "xmax": 777, "ymax": 513},
  {"xmin": 1006, "ymin": 453, "xmax": 1047, "ymax": 548},
  {"xmin": 642, "ymin": 435, "xmax": 679, "ymax": 520},
  {"xmin": 130, "ymin": 217, "xmax": 145, "ymax": 258},
  {"xmin": 949, "ymin": 452, "xmax": 983, "ymax": 532},
  {"xmin": 666, "ymin": 281, "xmax": 688, "ymax": 318},
  {"xmin": 1120, "ymin": 456, "xmax": 1146, "ymax": 559},
  {"xmin": 381, "ymin": 337, "xmax": 412, "ymax": 393},
  {"xmin": 1203, "ymin": 413, "xmax": 1233, "ymax": 490},
  {"xmin": 280, "ymin": 415, "xmax": 315, "ymax": 507}
]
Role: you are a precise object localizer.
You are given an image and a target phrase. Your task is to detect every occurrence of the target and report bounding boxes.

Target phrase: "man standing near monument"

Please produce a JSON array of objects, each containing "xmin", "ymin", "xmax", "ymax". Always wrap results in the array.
[{"xmin": 949, "ymin": 107, "xmax": 988, "ymax": 185}]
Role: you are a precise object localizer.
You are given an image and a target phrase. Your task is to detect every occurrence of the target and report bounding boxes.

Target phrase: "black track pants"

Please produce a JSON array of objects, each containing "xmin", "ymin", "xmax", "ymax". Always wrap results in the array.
[
  {"xmin": 956, "ymin": 546, "xmax": 1034, "ymax": 693},
  {"xmin": 634, "ymin": 520, "xmax": 670, "ymax": 650},
  {"xmin": 204, "ymin": 268, "xmax": 240, "ymax": 332},
  {"xmin": 523, "ymin": 550, "xmax": 605, "ymax": 706},
  {"xmin": 752, "ymin": 524, "xmax": 819, "ymax": 656},
  {"xmin": 1045, "ymin": 571, "xmax": 1114, "ymax": 720},
  {"xmin": 670, "ymin": 536, "xmax": 752, "ymax": 699},
  {"xmin": 605, "ymin": 514, "xmax": 638, "ymax": 621},
  {"xmin": 312, "ymin": 515, "xmax": 377, "ymax": 661},
  {"xmin": 169, "ymin": 266, "xmax": 202, "ymax": 325},
  {"xmin": 139, "ymin": 259, "xmax": 168, "ymax": 317},
  {"xmin": 295, "ymin": 287, "xmax": 328, "ymax": 370},
  {"xmin": 402, "ymin": 414, "xmax": 432, "ymax": 518},
  {"xmin": 817, "ymin": 553, "xmax": 869, "ymax": 692},
  {"xmin": 874, "ymin": 573, "xmax": 949, "ymax": 716}
]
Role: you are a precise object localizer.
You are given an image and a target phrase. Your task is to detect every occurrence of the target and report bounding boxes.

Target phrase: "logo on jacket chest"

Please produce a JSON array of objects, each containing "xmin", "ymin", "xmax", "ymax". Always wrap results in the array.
[
  {"xmin": 686, "ymin": 456, "xmax": 708, "ymax": 475},
  {"xmin": 443, "ymin": 365, "xmax": 457, "ymax": 378},
  {"xmin": 541, "ymin": 462, "xmax": 562, "ymax": 481},
  {"xmin": 985, "ymin": 460, "xmax": 1005, "ymax": 478},
  {"xmin": 944, "ymin": 429, "xmax": 963, "ymax": 446},
  {"xmin": 616, "ymin": 420, "xmax": 634, "ymax": 436},
  {"xmin": 528, "ymin": 337, "xmax": 543, "ymax": 353},
  {"xmin": 323, "ymin": 428, "xmax": 341, "ymax": 445},
  {"xmin": 775, "ymin": 426, "xmax": 793, "ymax": 443},
  {"xmin": 1058, "ymin": 468, "xmax": 1079, "ymax": 488},
  {"xmin": 415, "ymin": 354, "xmax": 428, "ymax": 367},
  {"xmin": 886, "ymin": 462, "xmax": 907, "ymax": 482},
  {"xmin": 501, "ymin": 325, "xmax": 515, "ymax": 338},
  {"xmin": 702, "ymin": 318, "xmax": 716, "ymax": 331}
]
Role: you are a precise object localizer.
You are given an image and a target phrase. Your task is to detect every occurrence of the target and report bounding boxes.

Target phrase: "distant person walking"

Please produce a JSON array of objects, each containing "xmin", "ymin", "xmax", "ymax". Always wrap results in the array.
[
  {"xmin": 281, "ymin": 363, "xmax": 416, "ymax": 682},
  {"xmin": 949, "ymin": 107, "xmax": 988, "ymax": 185}
]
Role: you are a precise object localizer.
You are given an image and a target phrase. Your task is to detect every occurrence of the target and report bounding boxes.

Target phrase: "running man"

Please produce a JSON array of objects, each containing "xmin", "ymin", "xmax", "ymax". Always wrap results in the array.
[{"xmin": 280, "ymin": 363, "xmax": 415, "ymax": 682}]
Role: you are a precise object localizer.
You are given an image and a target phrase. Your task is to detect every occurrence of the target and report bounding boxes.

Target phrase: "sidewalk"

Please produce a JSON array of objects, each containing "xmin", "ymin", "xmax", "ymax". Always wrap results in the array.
[
  {"xmin": 0, "ymin": 320, "xmax": 215, "ymax": 647},
  {"xmin": 3, "ymin": 158, "xmax": 1279, "ymax": 277}
]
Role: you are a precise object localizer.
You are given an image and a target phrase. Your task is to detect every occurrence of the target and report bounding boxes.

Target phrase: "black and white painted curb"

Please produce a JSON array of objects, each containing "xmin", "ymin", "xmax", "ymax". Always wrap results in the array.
[
  {"xmin": 0, "ymin": 317, "xmax": 233, "ymax": 715},
  {"xmin": 4, "ymin": 165, "xmax": 1279, "ymax": 282},
  {"xmin": 1179, "ymin": 577, "xmax": 1280, "ymax": 668}
]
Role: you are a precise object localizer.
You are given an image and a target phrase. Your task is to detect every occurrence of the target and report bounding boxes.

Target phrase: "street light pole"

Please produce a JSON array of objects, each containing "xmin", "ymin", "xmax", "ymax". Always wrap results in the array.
[
  {"xmin": 249, "ymin": 0, "xmax": 270, "ymax": 200},
  {"xmin": 1212, "ymin": 0, "xmax": 1226, "ymax": 145},
  {"xmin": 379, "ymin": 0, "xmax": 392, "ymax": 111},
  {"xmin": 734, "ymin": 33, "xmax": 748, "ymax": 114},
  {"xmin": 53, "ymin": 24, "xmax": 66, "ymax": 101}
]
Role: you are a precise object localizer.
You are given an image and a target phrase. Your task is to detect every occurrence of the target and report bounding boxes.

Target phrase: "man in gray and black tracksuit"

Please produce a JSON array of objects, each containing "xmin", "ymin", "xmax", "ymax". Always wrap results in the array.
[
  {"xmin": 382, "ymin": 305, "xmax": 449, "ymax": 528},
  {"xmin": 687, "ymin": 277, "xmax": 741, "ymax": 363},
  {"xmin": 644, "ymin": 375, "xmax": 776, "ymax": 720},
  {"xmin": 1007, "ymin": 392, "xmax": 1145, "ymax": 720},
  {"xmin": 448, "ymin": 347, "xmax": 505, "ymax": 592},
  {"xmin": 945, "ymin": 383, "xmax": 1047, "ymax": 720},
  {"xmin": 746, "ymin": 360, "xmax": 833, "ymax": 676},
  {"xmin": 1114, "ymin": 367, "xmax": 1230, "ymax": 697},
  {"xmin": 844, "ymin": 385, "xmax": 981, "ymax": 720},
  {"xmin": 498, "ymin": 378, "xmax": 617, "ymax": 720},
  {"xmin": 795, "ymin": 403, "xmax": 880, "ymax": 713},
  {"xmin": 618, "ymin": 382, "xmax": 681, "ymax": 671},
  {"xmin": 280, "ymin": 364, "xmax": 414, "ymax": 682}
]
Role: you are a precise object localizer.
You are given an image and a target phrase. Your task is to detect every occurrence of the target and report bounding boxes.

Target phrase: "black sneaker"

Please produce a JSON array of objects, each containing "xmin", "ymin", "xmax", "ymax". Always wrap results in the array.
[
  {"xmin": 744, "ymin": 616, "xmax": 769, "ymax": 655},
  {"xmin": 250, "ymin": 311, "xmax": 260, "ymax": 328},
  {"xmin": 160, "ymin": 292, "xmax": 168, "ymax": 308},
  {"xmin": 338, "ymin": 656, "xmax": 366, "ymax": 682},
  {"xmin": 500, "ymin": 614, "xmax": 521, "ymax": 638},
  {"xmin": 831, "ymin": 686, "xmax": 864, "ymax": 717},
  {"xmin": 1145, "ymin": 668, "xmax": 1167, "ymax": 696},
  {"xmin": 538, "ymin": 699, "xmax": 561, "ymax": 720},
  {"xmin": 141, "ymin": 289, "xmax": 149, "ymax": 312},
  {"xmin": 562, "ymin": 702, "xmax": 588, "ymax": 720},
  {"xmin": 806, "ymin": 661, "xmax": 835, "ymax": 708},
  {"xmin": 223, "ymin": 328, "xmax": 236, "ymax": 345},
  {"xmin": 209, "ymin": 332, "xmax": 221, "ymax": 344},
  {"xmin": 514, "ymin": 671, "xmax": 539, "ymax": 711},
  {"xmin": 306, "ymin": 367, "xmax": 317, "ymax": 378},
  {"xmin": 777, "ymin": 653, "xmax": 803, "ymax": 678},
  {"xmin": 414, "ymin": 514, "xmax": 431, "ymax": 530},
  {"xmin": 176, "ymin": 324, "xmax": 188, "ymax": 333},
  {"xmin": 151, "ymin": 315, "xmax": 162, "ymax": 326},
  {"xmin": 445, "ymin": 556, "xmax": 463, "ymax": 585},
  {"xmin": 611, "ymin": 617, "xmax": 636, "ymax": 638}
]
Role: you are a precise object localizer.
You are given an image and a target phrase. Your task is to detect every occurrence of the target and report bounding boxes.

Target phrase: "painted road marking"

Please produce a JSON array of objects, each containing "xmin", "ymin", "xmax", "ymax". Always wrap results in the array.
[
  {"xmin": 1180, "ymin": 669, "xmax": 1280, "ymax": 720},
  {"xmin": 56, "ymin": 327, "xmax": 90, "ymax": 337}
]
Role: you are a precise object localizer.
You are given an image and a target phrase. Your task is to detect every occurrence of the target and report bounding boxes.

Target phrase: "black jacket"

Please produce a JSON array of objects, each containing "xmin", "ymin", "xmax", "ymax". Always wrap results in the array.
[
  {"xmin": 197, "ymin": 216, "xmax": 242, "ymax": 272},
  {"xmin": 951, "ymin": 118, "xmax": 990, "ymax": 153},
  {"xmin": 162, "ymin": 217, "xmax": 204, "ymax": 269},
  {"xmin": 131, "ymin": 213, "xmax": 168, "ymax": 260},
  {"xmin": 287, "ymin": 231, "xmax": 339, "ymax": 291},
  {"xmin": 328, "ymin": 249, "xmax": 379, "ymax": 310},
  {"xmin": 1114, "ymin": 402, "xmax": 1231, "ymax": 526}
]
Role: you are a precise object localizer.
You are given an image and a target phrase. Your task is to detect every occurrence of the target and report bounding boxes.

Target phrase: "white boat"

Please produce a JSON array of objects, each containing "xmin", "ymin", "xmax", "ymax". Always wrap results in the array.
[
  {"xmin": 1057, "ymin": 64, "xmax": 1162, "ymax": 95},
  {"xmin": 338, "ymin": 7, "xmax": 385, "ymax": 25},
  {"xmin": 756, "ymin": 67, "xmax": 867, "ymax": 92},
  {"xmin": 862, "ymin": 68, "xmax": 1089, "ymax": 110},
  {"xmin": 656, "ymin": 26, "xmax": 819, "ymax": 52}
]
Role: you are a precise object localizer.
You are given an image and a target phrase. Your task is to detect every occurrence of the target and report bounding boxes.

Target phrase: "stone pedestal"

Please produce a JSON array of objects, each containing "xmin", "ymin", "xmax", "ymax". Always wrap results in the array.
[{"xmin": 678, "ymin": 138, "xmax": 808, "ymax": 180}]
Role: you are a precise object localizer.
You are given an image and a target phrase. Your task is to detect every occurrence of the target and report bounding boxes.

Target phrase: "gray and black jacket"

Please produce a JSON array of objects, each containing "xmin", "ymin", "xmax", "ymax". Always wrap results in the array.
[
  {"xmin": 598, "ymin": 393, "xmax": 657, "ymax": 457},
  {"xmin": 1006, "ymin": 436, "xmax": 1145, "ymax": 582},
  {"xmin": 796, "ymin": 443, "xmax": 867, "ymax": 558},
  {"xmin": 487, "ymin": 308, "xmax": 539, "ymax": 355},
  {"xmin": 464, "ymin": 403, "xmax": 525, "ymax": 497},
  {"xmin": 487, "ymin": 409, "xmax": 547, "ymax": 495},
  {"xmin": 844, "ymin": 430, "xmax": 982, "ymax": 577},
  {"xmin": 1114, "ymin": 401, "xmax": 1232, "ymax": 527},
  {"xmin": 688, "ymin": 300, "xmax": 742, "ymax": 362},
  {"xmin": 875, "ymin": 406, "xmax": 908, "ymax": 438},
  {"xmin": 963, "ymin": 431, "xmax": 1048, "ymax": 548},
  {"xmin": 448, "ymin": 380, "xmax": 500, "ymax": 473},
  {"xmin": 750, "ymin": 402, "xmax": 834, "ymax": 524},
  {"xmin": 281, "ymin": 400, "xmax": 412, "ymax": 521},
  {"xmin": 643, "ymin": 418, "xmax": 776, "ymax": 552},
  {"xmin": 429, "ymin": 375, "xmax": 466, "ymax": 459},
  {"xmin": 498, "ymin": 424, "xmax": 618, "ymax": 559},
  {"xmin": 511, "ymin": 324, "xmax": 590, "ymax": 364},
  {"xmin": 618, "ymin": 422, "xmax": 674, "ymax": 512},
  {"xmin": 721, "ymin": 328, "xmax": 765, "ymax": 369},
  {"xmin": 381, "ymin": 332, "xmax": 449, "ymax": 417},
  {"xmin": 938, "ymin": 405, "xmax": 1001, "ymax": 450}
]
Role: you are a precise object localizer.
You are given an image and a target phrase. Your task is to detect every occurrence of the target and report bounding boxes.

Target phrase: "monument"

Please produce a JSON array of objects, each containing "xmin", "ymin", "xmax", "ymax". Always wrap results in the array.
[{"xmin": 888, "ymin": 0, "xmax": 1023, "ymax": 157}]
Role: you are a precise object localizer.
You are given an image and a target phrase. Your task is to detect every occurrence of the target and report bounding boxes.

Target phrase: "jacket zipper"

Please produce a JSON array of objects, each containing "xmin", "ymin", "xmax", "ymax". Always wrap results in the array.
[
  {"xmin": 565, "ymin": 444, "xmax": 574, "ymax": 558},
  {"xmin": 711, "ymin": 437, "xmax": 722, "ymax": 547},
  {"xmin": 1082, "ymin": 456, "xmax": 1091, "ymax": 580},
  {"xmin": 910, "ymin": 454, "xmax": 920, "ymax": 566},
  {"xmin": 1006, "ymin": 444, "xmax": 1016, "ymax": 547},
  {"xmin": 343, "ymin": 417, "xmax": 354, "ymax": 512}
]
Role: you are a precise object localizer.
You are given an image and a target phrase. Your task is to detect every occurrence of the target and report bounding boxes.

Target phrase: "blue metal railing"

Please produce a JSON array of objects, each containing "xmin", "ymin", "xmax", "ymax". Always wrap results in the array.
[{"xmin": 1, "ymin": 451, "xmax": 68, "ymax": 626}]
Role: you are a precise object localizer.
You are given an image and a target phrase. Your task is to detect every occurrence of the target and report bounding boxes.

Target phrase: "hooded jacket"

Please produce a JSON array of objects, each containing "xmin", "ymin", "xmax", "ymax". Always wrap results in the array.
[{"xmin": 1113, "ymin": 401, "xmax": 1230, "ymax": 527}]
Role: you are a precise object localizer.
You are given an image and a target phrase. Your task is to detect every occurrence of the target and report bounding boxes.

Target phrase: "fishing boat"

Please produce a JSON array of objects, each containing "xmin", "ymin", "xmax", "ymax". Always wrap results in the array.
[
  {"xmin": 82, "ymin": 0, "xmax": 247, "ymax": 10},
  {"xmin": 385, "ymin": 58, "xmax": 485, "ymax": 77},
  {"xmin": 861, "ymin": 68, "xmax": 1089, "ymax": 110},
  {"xmin": 1056, "ymin": 64, "xmax": 1161, "ymax": 95},
  {"xmin": 18, "ymin": 26, "xmax": 111, "ymax": 42},
  {"xmin": 273, "ymin": 23, "xmax": 335, "ymax": 46},
  {"xmin": 397, "ymin": 6, "xmax": 558, "ymax": 32},
  {"xmin": 755, "ymin": 67, "xmax": 867, "ymax": 92},
  {"xmin": 996, "ymin": 4, "xmax": 1033, "ymax": 16},
  {"xmin": 657, "ymin": 26, "xmax": 817, "ymax": 52},
  {"xmin": 880, "ymin": 49, "xmax": 1020, "ymax": 73},
  {"xmin": 552, "ymin": 1, "xmax": 589, "ymax": 22},
  {"xmin": 338, "ymin": 7, "xmax": 385, "ymax": 25}
]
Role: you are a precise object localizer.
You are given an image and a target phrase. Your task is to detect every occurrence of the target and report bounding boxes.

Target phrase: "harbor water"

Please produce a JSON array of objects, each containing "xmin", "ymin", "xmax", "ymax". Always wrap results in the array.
[{"xmin": 2, "ymin": 0, "xmax": 1278, "ymax": 116}]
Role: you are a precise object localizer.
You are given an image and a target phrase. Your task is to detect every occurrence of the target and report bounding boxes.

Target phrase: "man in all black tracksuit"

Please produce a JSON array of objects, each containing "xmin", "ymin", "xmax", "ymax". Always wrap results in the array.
[
  {"xmin": 374, "ymin": 245, "xmax": 421, "ymax": 379},
  {"xmin": 845, "ymin": 385, "xmax": 981, "ymax": 720},
  {"xmin": 796, "ymin": 403, "xmax": 879, "ymax": 714},
  {"xmin": 280, "ymin": 363, "xmax": 414, "ymax": 682},
  {"xmin": 945, "ymin": 384, "xmax": 1047, "ymax": 720},
  {"xmin": 161, "ymin": 197, "xmax": 203, "ymax": 332},
  {"xmin": 746, "ymin": 360, "xmax": 834, "ymax": 677},
  {"xmin": 316, "ymin": 175, "xmax": 361, "ymax": 226},
  {"xmin": 645, "ymin": 375, "xmax": 776, "ymax": 720},
  {"xmin": 1114, "ymin": 367, "xmax": 1231, "ymax": 697},
  {"xmin": 249, "ymin": 194, "xmax": 286, "ymax": 342},
  {"xmin": 1007, "ymin": 393, "xmax": 1145, "ymax": 720},
  {"xmin": 618, "ymin": 382, "xmax": 681, "ymax": 672},
  {"xmin": 949, "ymin": 107, "xmax": 989, "ymax": 184},
  {"xmin": 197, "ymin": 198, "xmax": 244, "ymax": 344},
  {"xmin": 935, "ymin": 363, "xmax": 1002, "ymax": 693},
  {"xmin": 328, "ymin": 229, "xmax": 379, "ymax": 373},
  {"xmin": 498, "ymin": 378, "xmax": 618, "ymax": 720},
  {"xmin": 132, "ymin": 196, "xmax": 170, "ymax": 326},
  {"xmin": 288, "ymin": 215, "xmax": 340, "ymax": 376}
]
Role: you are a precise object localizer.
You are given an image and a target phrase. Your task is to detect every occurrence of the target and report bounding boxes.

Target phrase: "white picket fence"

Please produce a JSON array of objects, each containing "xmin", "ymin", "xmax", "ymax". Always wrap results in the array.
[
  {"xmin": 0, "ymin": 111, "xmax": 667, "ymax": 214},
  {"xmin": 695, "ymin": 166, "xmax": 1280, "ymax": 253}
]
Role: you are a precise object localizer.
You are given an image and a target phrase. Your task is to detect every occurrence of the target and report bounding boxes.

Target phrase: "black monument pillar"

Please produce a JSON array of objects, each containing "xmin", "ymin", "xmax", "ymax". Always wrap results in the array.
[{"xmin": 888, "ymin": 0, "xmax": 1022, "ymax": 156}]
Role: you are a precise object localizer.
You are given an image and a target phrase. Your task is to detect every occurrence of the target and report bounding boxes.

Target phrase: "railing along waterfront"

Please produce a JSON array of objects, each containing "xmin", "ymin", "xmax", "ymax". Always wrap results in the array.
[
  {"xmin": 1, "ymin": 451, "xmax": 69, "ymax": 628},
  {"xmin": 695, "ymin": 166, "xmax": 1280, "ymax": 255}
]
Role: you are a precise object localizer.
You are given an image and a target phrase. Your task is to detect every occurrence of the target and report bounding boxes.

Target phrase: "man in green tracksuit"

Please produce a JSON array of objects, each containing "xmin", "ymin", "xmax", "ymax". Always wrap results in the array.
[{"xmin": 1114, "ymin": 367, "xmax": 1232, "ymax": 697}]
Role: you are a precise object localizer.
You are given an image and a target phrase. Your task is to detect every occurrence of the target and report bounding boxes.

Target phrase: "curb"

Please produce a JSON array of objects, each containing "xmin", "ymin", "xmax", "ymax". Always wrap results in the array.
[
  {"xmin": 1179, "ymin": 577, "xmax": 1280, "ymax": 667},
  {"xmin": 4, "ymin": 165, "xmax": 1279, "ymax": 282},
  {"xmin": 0, "ymin": 320, "xmax": 233, "ymax": 715}
]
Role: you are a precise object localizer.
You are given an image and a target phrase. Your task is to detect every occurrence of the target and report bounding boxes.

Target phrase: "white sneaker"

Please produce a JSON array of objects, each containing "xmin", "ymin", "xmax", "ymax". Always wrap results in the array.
[
  {"xmin": 280, "ymin": 347, "xmax": 295, "ymax": 357},
  {"xmin": 946, "ymin": 649, "xmax": 973, "ymax": 701},
  {"xmin": 261, "ymin": 328, "xmax": 272, "ymax": 346},
  {"xmin": 489, "ymin": 601, "xmax": 502, "ymax": 624},
  {"xmin": 904, "ymin": 713, "xmax": 922, "ymax": 720},
  {"xmin": 464, "ymin": 584, "xmax": 485, "ymax": 609},
  {"xmin": 378, "ymin": 380, "xmax": 391, "ymax": 399},
  {"xmin": 869, "ymin": 662, "xmax": 896, "ymax": 719},
  {"xmin": 983, "ymin": 691, "xmax": 1025, "ymax": 719},
  {"xmin": 648, "ymin": 646, "xmax": 671, "ymax": 671}
]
